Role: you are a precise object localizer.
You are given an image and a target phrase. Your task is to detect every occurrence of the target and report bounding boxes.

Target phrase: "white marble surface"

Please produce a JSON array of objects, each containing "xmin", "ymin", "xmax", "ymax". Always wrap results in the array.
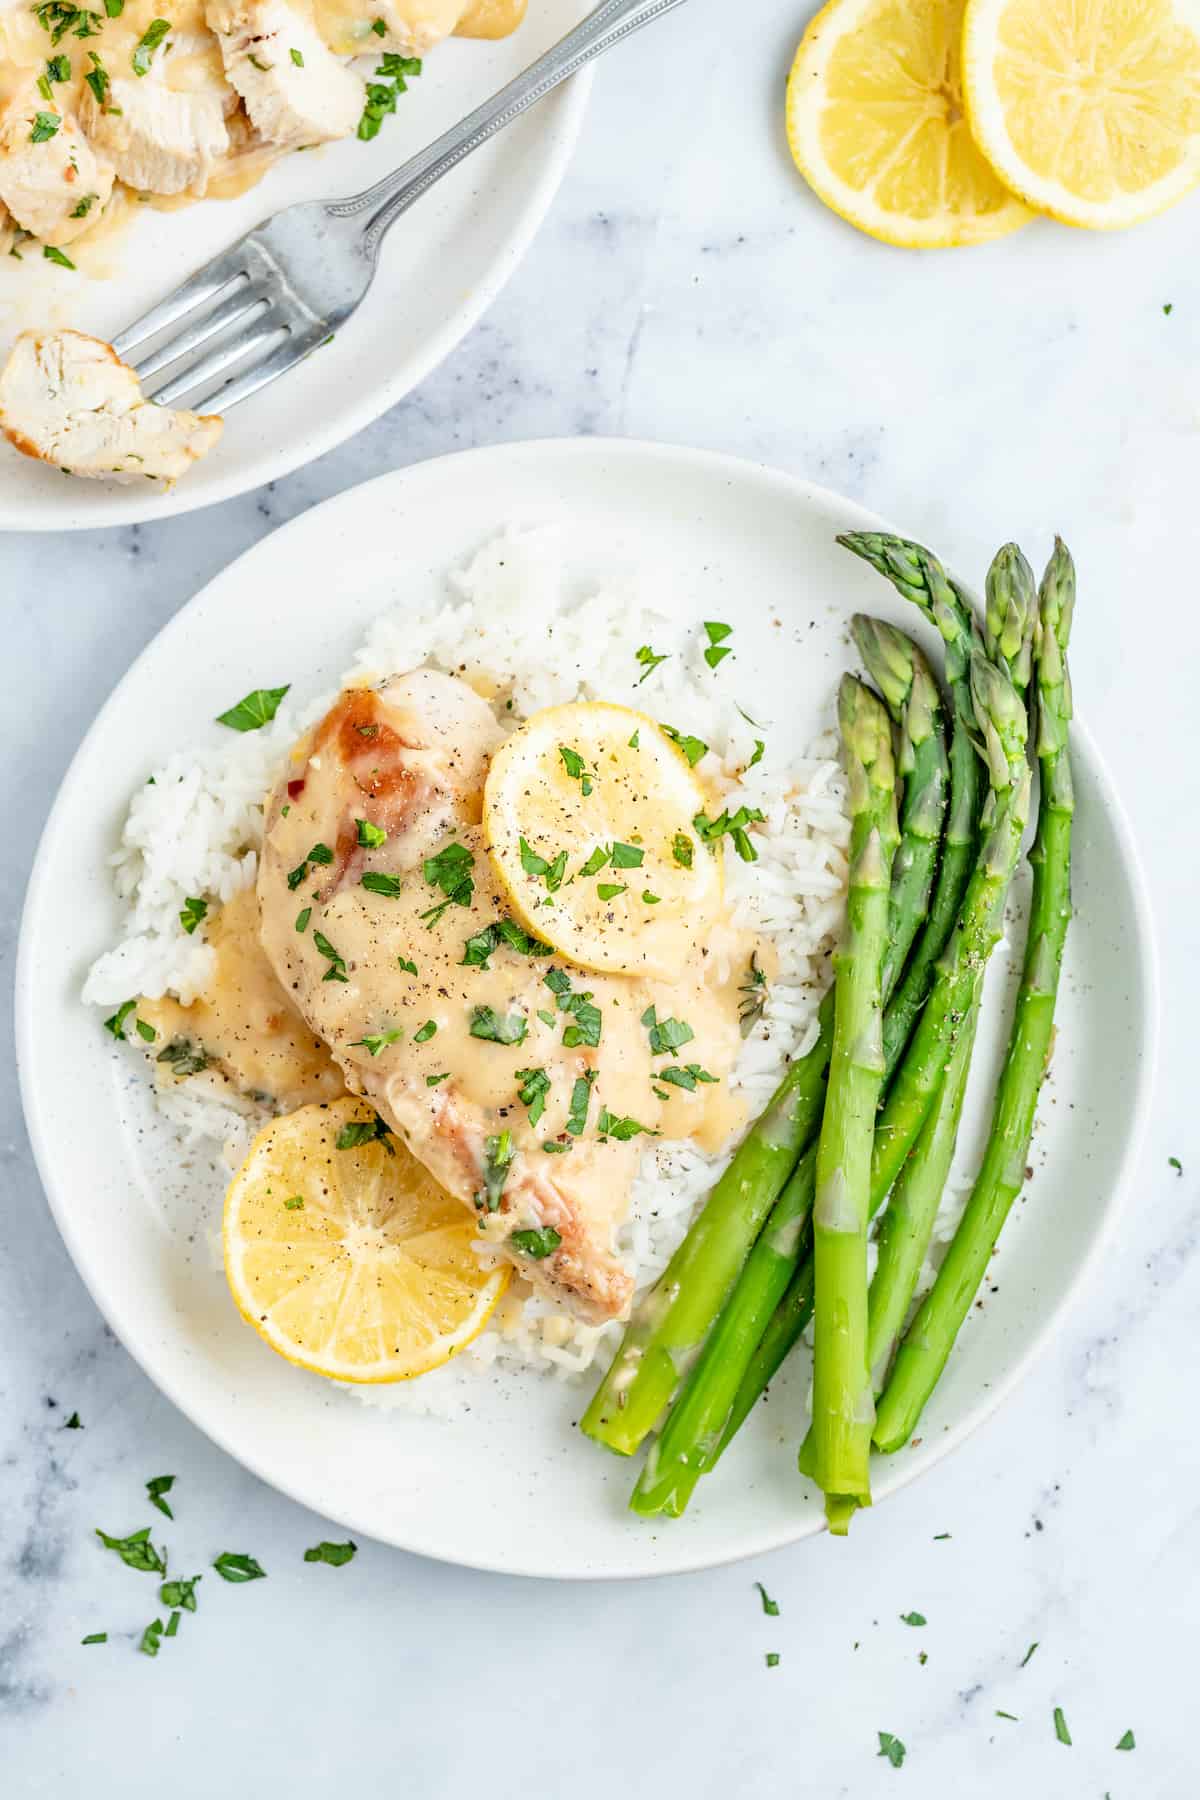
[{"xmin": 2, "ymin": 1, "xmax": 1197, "ymax": 1792}]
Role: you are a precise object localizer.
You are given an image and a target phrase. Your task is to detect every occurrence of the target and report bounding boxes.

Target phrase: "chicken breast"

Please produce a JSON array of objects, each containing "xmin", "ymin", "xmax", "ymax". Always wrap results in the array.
[
  {"xmin": 0, "ymin": 330, "xmax": 223, "ymax": 482},
  {"xmin": 0, "ymin": 84, "xmax": 116, "ymax": 246},
  {"xmin": 314, "ymin": 0, "xmax": 465, "ymax": 58},
  {"xmin": 207, "ymin": 0, "xmax": 363, "ymax": 148},
  {"xmin": 258, "ymin": 672, "xmax": 753, "ymax": 1322},
  {"xmin": 80, "ymin": 75, "xmax": 229, "ymax": 195}
]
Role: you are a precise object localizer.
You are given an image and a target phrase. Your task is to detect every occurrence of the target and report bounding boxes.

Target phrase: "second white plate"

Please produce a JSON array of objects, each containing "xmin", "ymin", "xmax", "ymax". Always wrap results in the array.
[{"xmin": 16, "ymin": 439, "xmax": 1158, "ymax": 1576}]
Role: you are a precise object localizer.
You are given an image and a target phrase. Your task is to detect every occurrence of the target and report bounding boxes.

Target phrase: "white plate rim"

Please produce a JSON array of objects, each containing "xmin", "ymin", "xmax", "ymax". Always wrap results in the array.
[
  {"xmin": 0, "ymin": 69, "xmax": 592, "ymax": 534},
  {"xmin": 15, "ymin": 438, "xmax": 1162, "ymax": 1578}
]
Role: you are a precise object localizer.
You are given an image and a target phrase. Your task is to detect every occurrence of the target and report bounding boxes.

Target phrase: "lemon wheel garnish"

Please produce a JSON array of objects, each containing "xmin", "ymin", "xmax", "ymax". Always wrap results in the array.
[
  {"xmin": 223, "ymin": 1098, "xmax": 509, "ymax": 1383},
  {"xmin": 785, "ymin": 0, "xmax": 1033, "ymax": 248},
  {"xmin": 962, "ymin": 0, "xmax": 1200, "ymax": 231},
  {"xmin": 483, "ymin": 701, "xmax": 722, "ymax": 980}
]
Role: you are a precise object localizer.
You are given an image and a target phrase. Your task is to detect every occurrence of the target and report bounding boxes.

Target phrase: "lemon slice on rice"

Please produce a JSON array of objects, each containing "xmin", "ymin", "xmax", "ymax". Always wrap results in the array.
[
  {"xmin": 224, "ymin": 1098, "xmax": 509, "ymax": 1382},
  {"xmin": 785, "ymin": 0, "xmax": 1032, "ymax": 248},
  {"xmin": 483, "ymin": 701, "xmax": 722, "ymax": 980},
  {"xmin": 962, "ymin": 0, "xmax": 1200, "ymax": 230}
]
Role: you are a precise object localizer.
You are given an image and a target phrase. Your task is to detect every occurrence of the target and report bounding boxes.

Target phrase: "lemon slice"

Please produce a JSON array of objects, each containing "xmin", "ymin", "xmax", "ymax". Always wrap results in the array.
[
  {"xmin": 223, "ymin": 1097, "xmax": 509, "ymax": 1382},
  {"xmin": 962, "ymin": 0, "xmax": 1200, "ymax": 230},
  {"xmin": 483, "ymin": 701, "xmax": 722, "ymax": 980},
  {"xmin": 785, "ymin": 0, "xmax": 1033, "ymax": 247}
]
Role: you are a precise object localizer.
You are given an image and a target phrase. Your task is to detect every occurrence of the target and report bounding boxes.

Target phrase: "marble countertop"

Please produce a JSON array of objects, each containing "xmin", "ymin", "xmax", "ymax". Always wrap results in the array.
[{"xmin": 2, "ymin": 1, "xmax": 1196, "ymax": 1793}]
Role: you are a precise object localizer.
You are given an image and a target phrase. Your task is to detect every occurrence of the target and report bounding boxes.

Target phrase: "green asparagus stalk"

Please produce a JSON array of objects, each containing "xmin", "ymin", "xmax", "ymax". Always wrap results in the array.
[
  {"xmin": 804, "ymin": 676, "xmax": 898, "ymax": 1528},
  {"xmin": 838, "ymin": 536, "xmax": 986, "ymax": 1076},
  {"xmin": 715, "ymin": 625, "xmax": 1032, "ymax": 1472},
  {"xmin": 851, "ymin": 617, "xmax": 949, "ymax": 1000},
  {"xmin": 865, "ymin": 1006, "xmax": 979, "ymax": 1396},
  {"xmin": 629, "ymin": 622, "xmax": 947, "ymax": 1519},
  {"xmin": 580, "ymin": 987, "xmax": 835, "ymax": 1456},
  {"xmin": 873, "ymin": 539, "xmax": 1075, "ymax": 1452},
  {"xmin": 984, "ymin": 543, "xmax": 1037, "ymax": 694}
]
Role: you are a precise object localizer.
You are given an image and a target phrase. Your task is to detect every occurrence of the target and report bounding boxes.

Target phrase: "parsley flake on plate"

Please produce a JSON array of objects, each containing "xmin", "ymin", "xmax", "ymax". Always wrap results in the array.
[
  {"xmin": 95, "ymin": 1526, "xmax": 166, "ymax": 1574},
  {"xmin": 702, "ymin": 620, "xmax": 733, "ymax": 669},
  {"xmin": 660, "ymin": 723, "xmax": 708, "ymax": 767},
  {"xmin": 212, "ymin": 1551, "xmax": 266, "ymax": 1583},
  {"xmin": 876, "ymin": 1731, "xmax": 906, "ymax": 1768},
  {"xmin": 510, "ymin": 1226, "xmax": 561, "ymax": 1259},
  {"xmin": 146, "ymin": 1474, "xmax": 175, "ymax": 1519},
  {"xmin": 215, "ymin": 685, "xmax": 289, "ymax": 731},
  {"xmin": 304, "ymin": 1540, "xmax": 357, "ymax": 1566},
  {"xmin": 635, "ymin": 644, "xmax": 669, "ymax": 685},
  {"xmin": 479, "ymin": 1130, "xmax": 514, "ymax": 1211}
]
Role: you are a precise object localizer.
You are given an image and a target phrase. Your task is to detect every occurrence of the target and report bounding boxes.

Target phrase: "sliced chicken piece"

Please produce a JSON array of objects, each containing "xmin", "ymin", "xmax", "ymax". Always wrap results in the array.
[
  {"xmin": 315, "ymin": 0, "xmax": 465, "ymax": 58},
  {"xmin": 0, "ymin": 84, "xmax": 116, "ymax": 246},
  {"xmin": 80, "ymin": 75, "xmax": 229, "ymax": 196},
  {"xmin": 0, "ymin": 330, "xmax": 223, "ymax": 483},
  {"xmin": 207, "ymin": 0, "xmax": 363, "ymax": 148}
]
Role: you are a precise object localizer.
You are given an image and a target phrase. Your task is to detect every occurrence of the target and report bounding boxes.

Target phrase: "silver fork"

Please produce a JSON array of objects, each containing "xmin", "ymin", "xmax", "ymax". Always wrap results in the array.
[{"xmin": 113, "ymin": 0, "xmax": 688, "ymax": 414}]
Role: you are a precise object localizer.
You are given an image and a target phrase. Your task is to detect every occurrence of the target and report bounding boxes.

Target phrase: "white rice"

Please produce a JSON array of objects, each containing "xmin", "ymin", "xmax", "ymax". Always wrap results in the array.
[{"xmin": 84, "ymin": 526, "xmax": 851, "ymax": 1417}]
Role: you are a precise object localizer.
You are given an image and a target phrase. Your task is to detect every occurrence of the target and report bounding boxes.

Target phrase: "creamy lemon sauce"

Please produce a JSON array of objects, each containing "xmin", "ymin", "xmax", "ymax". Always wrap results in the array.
[{"xmin": 138, "ymin": 885, "xmax": 344, "ymax": 1109}]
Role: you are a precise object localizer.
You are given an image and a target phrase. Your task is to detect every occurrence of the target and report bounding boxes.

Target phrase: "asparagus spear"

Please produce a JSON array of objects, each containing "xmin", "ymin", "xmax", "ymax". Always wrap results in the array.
[
  {"xmin": 716, "ymin": 617, "xmax": 1033, "ymax": 1472},
  {"xmin": 873, "ymin": 540, "xmax": 1075, "ymax": 1452},
  {"xmin": 851, "ymin": 617, "xmax": 949, "ymax": 1000},
  {"xmin": 985, "ymin": 543, "xmax": 1037, "ymax": 694},
  {"xmin": 838, "ymin": 536, "xmax": 986, "ymax": 1076},
  {"xmin": 629, "ymin": 625, "xmax": 946, "ymax": 1518},
  {"xmin": 580, "ymin": 988, "xmax": 835, "ymax": 1456},
  {"xmin": 804, "ymin": 676, "xmax": 898, "ymax": 1527}
]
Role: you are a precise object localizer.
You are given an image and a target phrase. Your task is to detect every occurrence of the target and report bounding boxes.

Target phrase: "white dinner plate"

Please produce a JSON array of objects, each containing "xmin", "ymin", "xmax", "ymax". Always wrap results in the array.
[
  {"xmin": 0, "ymin": 8, "xmax": 590, "ymax": 532},
  {"xmin": 16, "ymin": 439, "xmax": 1158, "ymax": 1578}
]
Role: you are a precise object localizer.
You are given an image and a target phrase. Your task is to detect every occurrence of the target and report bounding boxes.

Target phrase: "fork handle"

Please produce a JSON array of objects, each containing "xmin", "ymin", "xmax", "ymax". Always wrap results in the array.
[{"xmin": 329, "ymin": 0, "xmax": 692, "ymax": 256}]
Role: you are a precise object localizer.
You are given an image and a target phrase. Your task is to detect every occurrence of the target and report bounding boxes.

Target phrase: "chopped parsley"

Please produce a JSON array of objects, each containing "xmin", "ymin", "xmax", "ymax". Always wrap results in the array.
[
  {"xmin": 515, "ymin": 1067, "xmax": 551, "ymax": 1128},
  {"xmin": 413, "ymin": 1019, "xmax": 437, "ymax": 1043},
  {"xmin": 1053, "ymin": 1707, "xmax": 1071, "ymax": 1746},
  {"xmin": 1115, "ymin": 1729, "xmax": 1135, "ymax": 1751},
  {"xmin": 356, "ymin": 817, "xmax": 386, "ymax": 848},
  {"xmin": 596, "ymin": 1107, "xmax": 654, "ymax": 1141},
  {"xmin": 671, "ymin": 832, "xmax": 694, "ymax": 868},
  {"xmin": 335, "ymin": 1114, "xmax": 391, "ymax": 1151},
  {"xmin": 995, "ymin": 1710, "xmax": 1017, "ymax": 1721},
  {"xmin": 641, "ymin": 1005, "xmax": 695, "ymax": 1056},
  {"xmin": 656, "ymin": 1062, "xmax": 716, "ymax": 1092},
  {"xmin": 461, "ymin": 917, "xmax": 550, "ymax": 968},
  {"xmin": 509, "ymin": 1226, "xmax": 561, "ymax": 1259},
  {"xmin": 287, "ymin": 841, "xmax": 333, "ymax": 889},
  {"xmin": 738, "ymin": 952, "xmax": 767, "ymax": 1034},
  {"xmin": 290, "ymin": 45, "xmax": 303, "ymax": 65},
  {"xmin": 146, "ymin": 1475, "xmax": 175, "ymax": 1519},
  {"xmin": 81, "ymin": 1632, "xmax": 107, "ymax": 1645},
  {"xmin": 876, "ymin": 1732, "xmax": 906, "ymax": 1769},
  {"xmin": 70, "ymin": 190, "xmax": 99, "ymax": 219},
  {"xmin": 563, "ymin": 994, "xmax": 602, "ymax": 1049},
  {"xmin": 156, "ymin": 1039, "xmax": 209, "ymax": 1077},
  {"xmin": 635, "ymin": 644, "xmax": 669, "ymax": 685},
  {"xmin": 702, "ymin": 620, "xmax": 733, "ymax": 669},
  {"xmin": 642, "ymin": 890, "xmax": 660, "ymax": 905},
  {"xmin": 426, "ymin": 1072, "xmax": 449, "ymax": 1087},
  {"xmin": 103, "ymin": 998, "xmax": 137, "ymax": 1040},
  {"xmin": 95, "ymin": 1526, "xmax": 166, "ymax": 1574},
  {"xmin": 30, "ymin": 110, "xmax": 61, "ymax": 142},
  {"xmin": 518, "ymin": 836, "xmax": 567, "ymax": 892},
  {"xmin": 748, "ymin": 738, "xmax": 765, "ymax": 769},
  {"xmin": 693, "ymin": 804, "xmax": 765, "ymax": 862},
  {"xmin": 179, "ymin": 895, "xmax": 207, "ymax": 935},
  {"xmin": 397, "ymin": 955, "xmax": 418, "ymax": 975},
  {"xmin": 370, "ymin": 14, "xmax": 385, "ymax": 30},
  {"xmin": 65, "ymin": 1412, "xmax": 82, "ymax": 1429},
  {"xmin": 139, "ymin": 1618, "xmax": 165, "ymax": 1657},
  {"xmin": 357, "ymin": 51, "xmax": 420, "ymax": 141},
  {"xmin": 628, "ymin": 730, "xmax": 639, "ymax": 749},
  {"xmin": 283, "ymin": 1196, "xmax": 304, "ymax": 1210},
  {"xmin": 610, "ymin": 841, "xmax": 644, "ymax": 869},
  {"xmin": 132, "ymin": 17, "xmax": 171, "ymax": 76},
  {"xmin": 420, "ymin": 840, "xmax": 473, "ymax": 923},
  {"xmin": 559, "ymin": 745, "xmax": 593, "ymax": 794},
  {"xmin": 755, "ymin": 1581, "xmax": 779, "ymax": 1615},
  {"xmin": 104, "ymin": 0, "xmax": 123, "ymax": 12},
  {"xmin": 537, "ymin": 1009, "xmax": 556, "ymax": 1027},
  {"xmin": 45, "ymin": 52, "xmax": 70, "ymax": 80},
  {"xmin": 660, "ymin": 723, "xmax": 707, "ymax": 767},
  {"xmin": 34, "ymin": 3, "xmax": 103, "ymax": 43},
  {"xmin": 579, "ymin": 845, "xmax": 611, "ymax": 877},
  {"xmin": 541, "ymin": 1139, "xmax": 571, "ymax": 1155},
  {"xmin": 312, "ymin": 929, "xmax": 347, "ymax": 982},
  {"xmin": 303, "ymin": 1540, "xmax": 357, "ymax": 1566},
  {"xmin": 470, "ymin": 1005, "xmax": 527, "ymax": 1046},
  {"xmin": 215, "ymin": 684, "xmax": 289, "ymax": 731},
  {"xmin": 212, "ymin": 1551, "xmax": 266, "ymax": 1583},
  {"xmin": 765, "ymin": 1652, "xmax": 780, "ymax": 1669},
  {"xmin": 597, "ymin": 883, "xmax": 625, "ymax": 901},
  {"xmin": 899, "ymin": 1611, "xmax": 926, "ymax": 1627},
  {"xmin": 361, "ymin": 870, "xmax": 402, "ymax": 897},
  {"xmin": 350, "ymin": 1028, "xmax": 403, "ymax": 1056},
  {"xmin": 1020, "ymin": 1641, "xmax": 1039, "ymax": 1667},
  {"xmin": 295, "ymin": 906, "xmax": 311, "ymax": 932},
  {"xmin": 43, "ymin": 244, "xmax": 76, "ymax": 269},
  {"xmin": 479, "ymin": 1130, "xmax": 514, "ymax": 1211},
  {"xmin": 247, "ymin": 52, "xmax": 270, "ymax": 69},
  {"xmin": 83, "ymin": 50, "xmax": 108, "ymax": 105},
  {"xmin": 565, "ymin": 1070, "xmax": 595, "ymax": 1136},
  {"xmin": 1169, "ymin": 1155, "xmax": 1182, "ymax": 1174},
  {"xmin": 164, "ymin": 1610, "xmax": 181, "ymax": 1638}
]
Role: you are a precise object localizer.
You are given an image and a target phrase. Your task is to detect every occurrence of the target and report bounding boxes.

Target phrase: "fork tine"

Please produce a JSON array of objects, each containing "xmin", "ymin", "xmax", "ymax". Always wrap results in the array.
[
  {"xmin": 133, "ymin": 282, "xmax": 265, "ymax": 383},
  {"xmin": 195, "ymin": 331, "xmax": 323, "ymax": 414},
  {"xmin": 147, "ymin": 316, "xmax": 288, "ymax": 409},
  {"xmin": 111, "ymin": 247, "xmax": 250, "ymax": 362}
]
